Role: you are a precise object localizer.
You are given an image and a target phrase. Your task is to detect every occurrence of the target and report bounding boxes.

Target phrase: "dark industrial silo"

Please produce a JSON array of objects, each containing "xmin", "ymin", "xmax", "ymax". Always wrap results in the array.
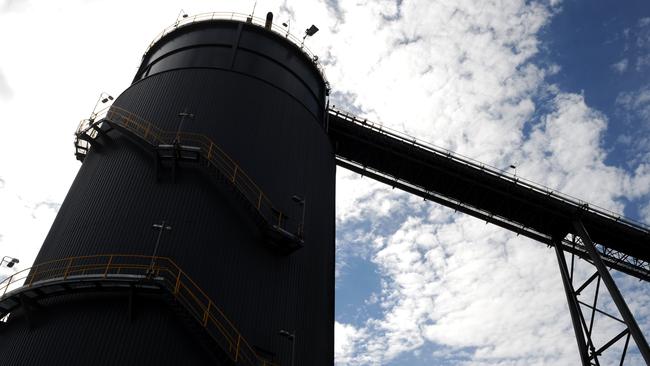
[{"xmin": 0, "ymin": 14, "xmax": 334, "ymax": 366}]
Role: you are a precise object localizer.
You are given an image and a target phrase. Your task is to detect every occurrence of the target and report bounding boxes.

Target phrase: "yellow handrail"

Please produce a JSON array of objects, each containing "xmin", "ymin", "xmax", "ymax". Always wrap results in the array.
[
  {"xmin": 76, "ymin": 106, "xmax": 295, "ymax": 238},
  {"xmin": 0, "ymin": 254, "xmax": 278, "ymax": 366}
]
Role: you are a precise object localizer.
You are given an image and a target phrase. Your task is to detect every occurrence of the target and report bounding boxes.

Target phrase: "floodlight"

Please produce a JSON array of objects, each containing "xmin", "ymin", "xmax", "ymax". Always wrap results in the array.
[
  {"xmin": 305, "ymin": 25, "xmax": 319, "ymax": 36},
  {"xmin": 1, "ymin": 256, "xmax": 19, "ymax": 268}
]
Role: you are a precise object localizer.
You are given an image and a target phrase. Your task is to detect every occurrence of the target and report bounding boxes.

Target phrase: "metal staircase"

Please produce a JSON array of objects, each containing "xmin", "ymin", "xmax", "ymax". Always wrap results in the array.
[
  {"xmin": 0, "ymin": 254, "xmax": 277, "ymax": 366},
  {"xmin": 74, "ymin": 107, "xmax": 302, "ymax": 253}
]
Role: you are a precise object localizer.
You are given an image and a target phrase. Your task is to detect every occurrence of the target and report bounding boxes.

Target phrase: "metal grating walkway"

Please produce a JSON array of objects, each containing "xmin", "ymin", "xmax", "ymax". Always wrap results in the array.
[
  {"xmin": 0, "ymin": 254, "xmax": 277, "ymax": 366},
  {"xmin": 74, "ymin": 106, "xmax": 302, "ymax": 253}
]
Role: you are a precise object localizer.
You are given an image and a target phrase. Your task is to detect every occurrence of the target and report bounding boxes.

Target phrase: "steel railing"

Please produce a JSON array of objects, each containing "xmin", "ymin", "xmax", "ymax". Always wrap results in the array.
[
  {"xmin": 0, "ymin": 254, "xmax": 277, "ymax": 366},
  {"xmin": 74, "ymin": 116, "xmax": 101, "ymax": 158},
  {"xmin": 143, "ymin": 12, "xmax": 328, "ymax": 90},
  {"xmin": 75, "ymin": 105, "xmax": 296, "ymax": 239}
]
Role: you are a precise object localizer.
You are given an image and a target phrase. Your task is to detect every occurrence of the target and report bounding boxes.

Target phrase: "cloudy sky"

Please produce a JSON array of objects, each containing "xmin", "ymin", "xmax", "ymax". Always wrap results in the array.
[{"xmin": 1, "ymin": 0, "xmax": 650, "ymax": 365}]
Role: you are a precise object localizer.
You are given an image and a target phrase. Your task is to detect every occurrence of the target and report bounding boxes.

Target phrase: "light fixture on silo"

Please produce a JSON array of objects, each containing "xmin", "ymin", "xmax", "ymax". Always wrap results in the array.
[{"xmin": 301, "ymin": 24, "xmax": 319, "ymax": 48}]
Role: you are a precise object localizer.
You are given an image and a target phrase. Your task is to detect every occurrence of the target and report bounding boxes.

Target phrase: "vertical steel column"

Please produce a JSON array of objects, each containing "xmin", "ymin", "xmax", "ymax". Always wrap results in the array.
[
  {"xmin": 573, "ymin": 220, "xmax": 650, "ymax": 364},
  {"xmin": 553, "ymin": 239, "xmax": 590, "ymax": 366}
]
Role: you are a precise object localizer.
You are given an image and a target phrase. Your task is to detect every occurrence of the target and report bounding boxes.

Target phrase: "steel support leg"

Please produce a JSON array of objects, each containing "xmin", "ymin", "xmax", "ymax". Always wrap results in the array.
[
  {"xmin": 553, "ymin": 239, "xmax": 591, "ymax": 366},
  {"xmin": 573, "ymin": 220, "xmax": 650, "ymax": 364}
]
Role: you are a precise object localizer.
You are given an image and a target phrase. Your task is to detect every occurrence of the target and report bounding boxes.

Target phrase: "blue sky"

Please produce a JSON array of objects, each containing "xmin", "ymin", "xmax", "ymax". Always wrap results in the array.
[
  {"xmin": 332, "ymin": 1, "xmax": 650, "ymax": 365},
  {"xmin": 541, "ymin": 0, "xmax": 650, "ymax": 221},
  {"xmin": 542, "ymin": 0, "xmax": 650, "ymax": 169},
  {"xmin": 1, "ymin": 1, "xmax": 649, "ymax": 365}
]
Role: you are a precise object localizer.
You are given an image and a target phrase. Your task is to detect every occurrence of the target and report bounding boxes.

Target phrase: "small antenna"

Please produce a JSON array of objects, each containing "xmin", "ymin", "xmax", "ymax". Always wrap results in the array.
[
  {"xmin": 175, "ymin": 9, "xmax": 188, "ymax": 26},
  {"xmin": 246, "ymin": 1, "xmax": 257, "ymax": 23},
  {"xmin": 509, "ymin": 161, "xmax": 519, "ymax": 178}
]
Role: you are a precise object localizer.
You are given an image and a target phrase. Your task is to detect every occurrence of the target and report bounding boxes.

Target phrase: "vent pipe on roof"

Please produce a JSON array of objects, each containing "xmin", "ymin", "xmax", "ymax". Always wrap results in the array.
[{"xmin": 265, "ymin": 12, "xmax": 273, "ymax": 30}]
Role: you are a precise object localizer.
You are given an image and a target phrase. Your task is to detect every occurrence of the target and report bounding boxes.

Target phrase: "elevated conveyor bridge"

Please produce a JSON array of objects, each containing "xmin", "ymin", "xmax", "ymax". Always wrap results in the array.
[
  {"xmin": 327, "ymin": 107, "xmax": 650, "ymax": 365},
  {"xmin": 328, "ymin": 107, "xmax": 650, "ymax": 281}
]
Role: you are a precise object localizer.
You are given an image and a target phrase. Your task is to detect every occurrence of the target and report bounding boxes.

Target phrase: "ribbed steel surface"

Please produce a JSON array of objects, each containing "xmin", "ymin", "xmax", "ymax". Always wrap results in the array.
[
  {"xmin": 1, "ymin": 20, "xmax": 333, "ymax": 365},
  {"xmin": 0, "ymin": 293, "xmax": 218, "ymax": 365}
]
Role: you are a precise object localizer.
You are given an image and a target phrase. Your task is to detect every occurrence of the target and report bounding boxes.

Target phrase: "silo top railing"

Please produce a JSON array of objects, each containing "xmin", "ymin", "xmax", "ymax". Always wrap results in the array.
[{"xmin": 142, "ymin": 12, "xmax": 329, "ymax": 90}]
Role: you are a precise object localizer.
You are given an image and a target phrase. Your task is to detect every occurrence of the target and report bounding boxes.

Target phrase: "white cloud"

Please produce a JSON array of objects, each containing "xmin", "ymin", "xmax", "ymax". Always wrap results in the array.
[
  {"xmin": 335, "ymin": 321, "xmax": 366, "ymax": 364},
  {"xmin": 1, "ymin": 1, "xmax": 649, "ymax": 365},
  {"xmin": 330, "ymin": 1, "xmax": 650, "ymax": 365},
  {"xmin": 517, "ymin": 92, "xmax": 640, "ymax": 212},
  {"xmin": 634, "ymin": 17, "xmax": 650, "ymax": 72},
  {"xmin": 641, "ymin": 203, "xmax": 650, "ymax": 224},
  {"xmin": 611, "ymin": 58, "xmax": 629, "ymax": 73},
  {"xmin": 615, "ymin": 85, "xmax": 650, "ymax": 171},
  {"xmin": 0, "ymin": 177, "xmax": 59, "ymax": 277},
  {"xmin": 625, "ymin": 164, "xmax": 650, "ymax": 199},
  {"xmin": 335, "ymin": 212, "xmax": 583, "ymax": 365},
  {"xmin": 0, "ymin": 0, "xmax": 25, "ymax": 12},
  {"xmin": 546, "ymin": 63, "xmax": 562, "ymax": 75},
  {"xmin": 640, "ymin": 17, "xmax": 650, "ymax": 28},
  {"xmin": 617, "ymin": 86, "xmax": 650, "ymax": 123},
  {"xmin": 0, "ymin": 69, "xmax": 11, "ymax": 99},
  {"xmin": 637, "ymin": 54, "xmax": 650, "ymax": 71}
]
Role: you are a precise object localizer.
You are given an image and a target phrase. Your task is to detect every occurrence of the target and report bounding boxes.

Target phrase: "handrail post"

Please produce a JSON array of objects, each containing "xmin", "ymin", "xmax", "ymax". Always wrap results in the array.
[
  {"xmin": 207, "ymin": 142, "xmax": 213, "ymax": 160},
  {"xmin": 235, "ymin": 334, "xmax": 241, "ymax": 361},
  {"xmin": 28, "ymin": 265, "xmax": 39, "ymax": 287},
  {"xmin": 257, "ymin": 192, "xmax": 262, "ymax": 210},
  {"xmin": 232, "ymin": 165, "xmax": 238, "ymax": 183},
  {"xmin": 103, "ymin": 255, "xmax": 113, "ymax": 279},
  {"xmin": 63, "ymin": 258, "xmax": 74, "ymax": 280},
  {"xmin": 203, "ymin": 300, "xmax": 212, "ymax": 327},
  {"xmin": 174, "ymin": 270, "xmax": 182, "ymax": 296},
  {"xmin": 2, "ymin": 275, "xmax": 12, "ymax": 296},
  {"xmin": 278, "ymin": 212, "xmax": 282, "ymax": 227}
]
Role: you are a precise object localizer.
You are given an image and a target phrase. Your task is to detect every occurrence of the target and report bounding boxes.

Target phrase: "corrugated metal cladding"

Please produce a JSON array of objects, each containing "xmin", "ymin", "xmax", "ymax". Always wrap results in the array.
[
  {"xmin": 1, "ymin": 20, "xmax": 334, "ymax": 365},
  {"xmin": 0, "ymin": 293, "xmax": 217, "ymax": 365}
]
